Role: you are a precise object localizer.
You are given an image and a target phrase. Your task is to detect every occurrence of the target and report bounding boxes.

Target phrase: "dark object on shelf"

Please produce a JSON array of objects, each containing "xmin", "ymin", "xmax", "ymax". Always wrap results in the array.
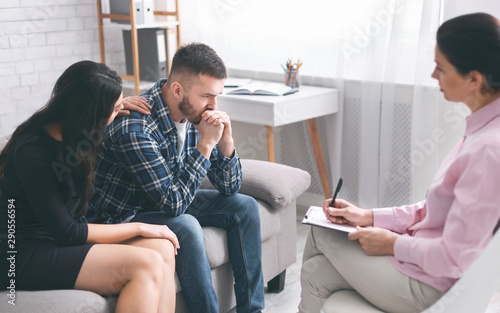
[{"xmin": 123, "ymin": 28, "xmax": 168, "ymax": 82}]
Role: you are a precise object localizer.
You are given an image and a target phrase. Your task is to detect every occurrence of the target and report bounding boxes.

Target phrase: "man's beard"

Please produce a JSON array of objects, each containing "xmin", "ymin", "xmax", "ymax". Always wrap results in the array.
[{"xmin": 178, "ymin": 95, "xmax": 203, "ymax": 124}]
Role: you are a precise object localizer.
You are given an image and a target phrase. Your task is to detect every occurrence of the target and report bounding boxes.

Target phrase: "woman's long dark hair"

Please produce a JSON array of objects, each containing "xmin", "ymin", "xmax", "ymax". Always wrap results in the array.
[
  {"xmin": 437, "ymin": 13, "xmax": 500, "ymax": 93},
  {"xmin": 0, "ymin": 60, "xmax": 122, "ymax": 217}
]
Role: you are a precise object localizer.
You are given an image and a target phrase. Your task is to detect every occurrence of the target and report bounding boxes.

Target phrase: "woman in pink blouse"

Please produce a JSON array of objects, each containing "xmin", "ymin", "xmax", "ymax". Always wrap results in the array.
[{"xmin": 299, "ymin": 12, "xmax": 500, "ymax": 313}]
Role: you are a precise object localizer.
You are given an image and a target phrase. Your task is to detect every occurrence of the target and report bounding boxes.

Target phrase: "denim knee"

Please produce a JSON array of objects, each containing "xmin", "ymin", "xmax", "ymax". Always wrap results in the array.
[
  {"xmin": 171, "ymin": 214, "xmax": 205, "ymax": 249},
  {"xmin": 234, "ymin": 194, "xmax": 261, "ymax": 229}
]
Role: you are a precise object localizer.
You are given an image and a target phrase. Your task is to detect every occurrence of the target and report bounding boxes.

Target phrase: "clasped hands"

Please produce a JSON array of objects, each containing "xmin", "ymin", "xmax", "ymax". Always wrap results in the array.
[
  {"xmin": 118, "ymin": 96, "xmax": 234, "ymax": 158},
  {"xmin": 196, "ymin": 109, "xmax": 234, "ymax": 158},
  {"xmin": 323, "ymin": 198, "xmax": 399, "ymax": 256}
]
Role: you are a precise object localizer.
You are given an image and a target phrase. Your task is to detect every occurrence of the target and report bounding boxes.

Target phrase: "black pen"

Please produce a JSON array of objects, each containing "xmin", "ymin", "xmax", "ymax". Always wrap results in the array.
[
  {"xmin": 329, "ymin": 178, "xmax": 343, "ymax": 208},
  {"xmin": 327, "ymin": 178, "xmax": 343, "ymax": 219}
]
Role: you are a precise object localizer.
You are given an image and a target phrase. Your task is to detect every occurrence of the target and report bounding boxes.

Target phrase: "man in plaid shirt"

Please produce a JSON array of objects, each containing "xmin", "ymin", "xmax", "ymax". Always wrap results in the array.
[{"xmin": 87, "ymin": 43, "xmax": 264, "ymax": 313}]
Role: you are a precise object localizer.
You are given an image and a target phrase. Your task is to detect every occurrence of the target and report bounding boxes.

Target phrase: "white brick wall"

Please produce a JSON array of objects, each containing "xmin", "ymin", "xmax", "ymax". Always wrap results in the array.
[{"xmin": 0, "ymin": 0, "xmax": 126, "ymax": 137}]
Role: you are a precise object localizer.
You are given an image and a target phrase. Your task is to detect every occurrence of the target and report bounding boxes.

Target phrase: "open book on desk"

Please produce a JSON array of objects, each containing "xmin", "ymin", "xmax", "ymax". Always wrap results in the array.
[
  {"xmin": 226, "ymin": 81, "xmax": 298, "ymax": 96},
  {"xmin": 302, "ymin": 206, "xmax": 357, "ymax": 233},
  {"xmin": 224, "ymin": 77, "xmax": 252, "ymax": 88}
]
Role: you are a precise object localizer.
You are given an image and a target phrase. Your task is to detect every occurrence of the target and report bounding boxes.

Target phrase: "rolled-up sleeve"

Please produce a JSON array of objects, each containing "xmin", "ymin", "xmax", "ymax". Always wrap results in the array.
[{"xmin": 206, "ymin": 146, "xmax": 242, "ymax": 195}]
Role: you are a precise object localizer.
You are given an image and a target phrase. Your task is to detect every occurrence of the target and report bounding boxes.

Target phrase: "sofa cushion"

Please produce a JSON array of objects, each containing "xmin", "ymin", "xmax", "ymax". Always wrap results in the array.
[
  {"xmin": 203, "ymin": 199, "xmax": 281, "ymax": 268},
  {"xmin": 203, "ymin": 226, "xmax": 228, "ymax": 268},
  {"xmin": 257, "ymin": 199, "xmax": 281, "ymax": 242},
  {"xmin": 239, "ymin": 159, "xmax": 311, "ymax": 209},
  {"xmin": 0, "ymin": 290, "xmax": 110, "ymax": 313},
  {"xmin": 200, "ymin": 159, "xmax": 311, "ymax": 210}
]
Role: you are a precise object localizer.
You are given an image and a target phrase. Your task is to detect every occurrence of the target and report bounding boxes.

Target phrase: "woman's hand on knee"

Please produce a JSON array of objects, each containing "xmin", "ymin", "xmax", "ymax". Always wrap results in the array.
[
  {"xmin": 348, "ymin": 226, "xmax": 399, "ymax": 256},
  {"xmin": 137, "ymin": 223, "xmax": 180, "ymax": 254},
  {"xmin": 322, "ymin": 198, "xmax": 373, "ymax": 227}
]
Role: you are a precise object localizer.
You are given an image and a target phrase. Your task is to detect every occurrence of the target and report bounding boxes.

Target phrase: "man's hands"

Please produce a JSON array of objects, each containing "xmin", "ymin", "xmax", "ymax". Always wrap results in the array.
[
  {"xmin": 323, "ymin": 198, "xmax": 398, "ymax": 256},
  {"xmin": 195, "ymin": 110, "xmax": 235, "ymax": 159},
  {"xmin": 118, "ymin": 96, "xmax": 152, "ymax": 116}
]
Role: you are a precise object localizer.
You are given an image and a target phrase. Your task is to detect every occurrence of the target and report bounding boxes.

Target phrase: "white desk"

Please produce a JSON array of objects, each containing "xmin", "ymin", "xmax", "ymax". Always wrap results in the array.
[{"xmin": 218, "ymin": 83, "xmax": 338, "ymax": 198}]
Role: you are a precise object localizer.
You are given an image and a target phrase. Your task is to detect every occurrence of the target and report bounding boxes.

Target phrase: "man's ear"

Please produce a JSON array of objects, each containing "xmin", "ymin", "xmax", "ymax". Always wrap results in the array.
[
  {"xmin": 170, "ymin": 81, "xmax": 184, "ymax": 100},
  {"xmin": 468, "ymin": 70, "xmax": 483, "ymax": 91}
]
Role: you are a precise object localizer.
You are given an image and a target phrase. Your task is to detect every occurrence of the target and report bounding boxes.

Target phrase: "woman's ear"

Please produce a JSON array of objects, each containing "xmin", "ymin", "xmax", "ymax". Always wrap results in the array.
[
  {"xmin": 468, "ymin": 70, "xmax": 484, "ymax": 91},
  {"xmin": 170, "ymin": 81, "xmax": 184, "ymax": 100}
]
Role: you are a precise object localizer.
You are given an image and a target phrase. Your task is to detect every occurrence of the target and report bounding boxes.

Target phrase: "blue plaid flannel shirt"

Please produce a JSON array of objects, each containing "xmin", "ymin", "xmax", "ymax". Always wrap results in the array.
[{"xmin": 86, "ymin": 79, "xmax": 242, "ymax": 223}]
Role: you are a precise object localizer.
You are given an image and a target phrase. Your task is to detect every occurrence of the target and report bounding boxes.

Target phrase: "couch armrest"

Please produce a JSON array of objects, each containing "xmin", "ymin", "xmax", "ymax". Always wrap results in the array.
[
  {"xmin": 239, "ymin": 159, "xmax": 310, "ymax": 209},
  {"xmin": 199, "ymin": 159, "xmax": 311, "ymax": 209}
]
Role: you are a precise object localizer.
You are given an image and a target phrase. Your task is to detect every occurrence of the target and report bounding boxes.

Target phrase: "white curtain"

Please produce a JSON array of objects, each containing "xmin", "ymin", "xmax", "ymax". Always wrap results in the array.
[
  {"xmin": 177, "ymin": 0, "xmax": 498, "ymax": 207},
  {"xmin": 335, "ymin": 0, "xmax": 442, "ymax": 207}
]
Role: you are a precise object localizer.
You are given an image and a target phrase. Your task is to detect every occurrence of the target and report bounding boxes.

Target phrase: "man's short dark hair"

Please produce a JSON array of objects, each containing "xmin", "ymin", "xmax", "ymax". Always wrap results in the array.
[{"xmin": 169, "ymin": 43, "xmax": 227, "ymax": 88}]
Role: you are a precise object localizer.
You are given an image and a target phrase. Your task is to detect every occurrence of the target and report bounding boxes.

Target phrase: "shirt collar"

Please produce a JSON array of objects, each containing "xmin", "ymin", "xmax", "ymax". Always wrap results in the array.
[
  {"xmin": 148, "ymin": 78, "xmax": 176, "ymax": 133},
  {"xmin": 465, "ymin": 97, "xmax": 500, "ymax": 136}
]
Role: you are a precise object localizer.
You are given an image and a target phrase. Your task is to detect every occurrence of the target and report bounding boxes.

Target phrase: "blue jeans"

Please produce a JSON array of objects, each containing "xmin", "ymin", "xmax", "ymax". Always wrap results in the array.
[{"xmin": 131, "ymin": 190, "xmax": 265, "ymax": 313}]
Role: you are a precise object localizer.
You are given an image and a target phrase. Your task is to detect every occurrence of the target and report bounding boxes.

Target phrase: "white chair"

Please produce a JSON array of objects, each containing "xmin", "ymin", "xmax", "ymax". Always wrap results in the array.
[{"xmin": 321, "ymin": 228, "xmax": 500, "ymax": 313}]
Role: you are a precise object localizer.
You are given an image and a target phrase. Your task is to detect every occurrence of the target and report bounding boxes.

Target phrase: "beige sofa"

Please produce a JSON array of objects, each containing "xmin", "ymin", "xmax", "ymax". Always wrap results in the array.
[{"xmin": 0, "ymin": 135, "xmax": 311, "ymax": 313}]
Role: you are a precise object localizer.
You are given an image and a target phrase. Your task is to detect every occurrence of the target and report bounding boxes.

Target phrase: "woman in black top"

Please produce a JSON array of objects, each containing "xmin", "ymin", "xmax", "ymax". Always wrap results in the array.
[{"xmin": 0, "ymin": 61, "xmax": 179, "ymax": 313}]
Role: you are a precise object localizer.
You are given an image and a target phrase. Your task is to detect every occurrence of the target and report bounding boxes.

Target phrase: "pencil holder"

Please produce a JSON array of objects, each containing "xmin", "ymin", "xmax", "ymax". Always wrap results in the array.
[{"xmin": 284, "ymin": 69, "xmax": 300, "ymax": 88}]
